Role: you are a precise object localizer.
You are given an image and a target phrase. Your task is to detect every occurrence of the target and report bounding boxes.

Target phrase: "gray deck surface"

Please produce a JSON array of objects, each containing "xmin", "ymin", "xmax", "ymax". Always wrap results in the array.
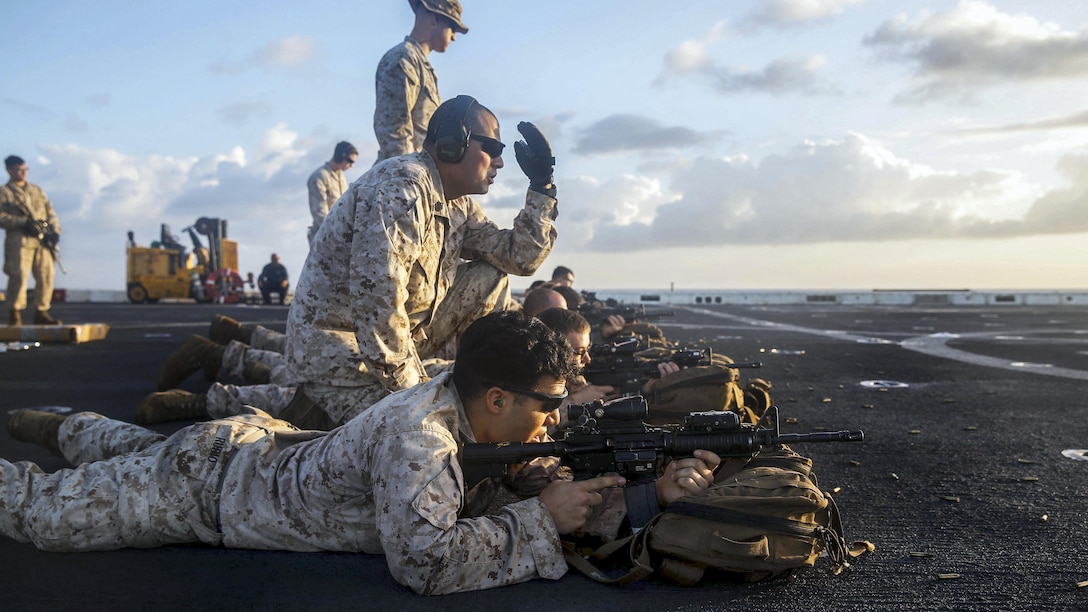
[{"xmin": 1, "ymin": 302, "xmax": 1086, "ymax": 611}]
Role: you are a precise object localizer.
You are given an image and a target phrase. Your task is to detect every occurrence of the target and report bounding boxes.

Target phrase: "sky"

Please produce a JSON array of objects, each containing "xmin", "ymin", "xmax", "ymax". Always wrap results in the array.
[{"xmin": 3, "ymin": 0, "xmax": 1088, "ymax": 292}]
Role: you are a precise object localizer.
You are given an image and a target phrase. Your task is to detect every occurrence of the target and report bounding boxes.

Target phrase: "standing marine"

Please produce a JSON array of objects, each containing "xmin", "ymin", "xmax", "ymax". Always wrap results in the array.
[
  {"xmin": 373, "ymin": 0, "xmax": 468, "ymax": 163},
  {"xmin": 307, "ymin": 141, "xmax": 357, "ymax": 244},
  {"xmin": 0, "ymin": 155, "xmax": 62, "ymax": 326}
]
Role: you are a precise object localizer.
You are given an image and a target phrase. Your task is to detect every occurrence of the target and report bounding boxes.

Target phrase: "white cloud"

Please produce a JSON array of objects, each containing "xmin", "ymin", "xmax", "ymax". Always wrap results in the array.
[
  {"xmin": 710, "ymin": 55, "xmax": 832, "ymax": 95},
  {"xmin": 865, "ymin": 1, "xmax": 1088, "ymax": 103},
  {"xmin": 24, "ymin": 124, "xmax": 334, "ymax": 290},
  {"xmin": 249, "ymin": 35, "xmax": 317, "ymax": 68},
  {"xmin": 573, "ymin": 114, "xmax": 719, "ymax": 155},
  {"xmin": 745, "ymin": 0, "xmax": 870, "ymax": 27},
  {"xmin": 208, "ymin": 34, "xmax": 318, "ymax": 75},
  {"xmin": 656, "ymin": 22, "xmax": 834, "ymax": 96},
  {"xmin": 35, "ymin": 144, "xmax": 195, "ymax": 223},
  {"xmin": 955, "ymin": 108, "xmax": 1088, "ymax": 135},
  {"xmin": 576, "ymin": 132, "xmax": 1088, "ymax": 251},
  {"xmin": 27, "ymin": 129, "xmax": 1088, "ymax": 292},
  {"xmin": 653, "ymin": 22, "xmax": 726, "ymax": 84},
  {"xmin": 255, "ymin": 122, "xmax": 309, "ymax": 178}
]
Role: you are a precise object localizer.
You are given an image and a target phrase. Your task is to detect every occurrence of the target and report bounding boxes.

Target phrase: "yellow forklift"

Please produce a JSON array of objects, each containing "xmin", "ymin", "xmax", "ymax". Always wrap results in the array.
[{"xmin": 125, "ymin": 217, "xmax": 251, "ymax": 304}]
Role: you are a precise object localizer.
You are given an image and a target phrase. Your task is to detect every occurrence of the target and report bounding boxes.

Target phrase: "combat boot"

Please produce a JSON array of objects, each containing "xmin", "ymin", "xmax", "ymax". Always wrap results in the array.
[
  {"xmin": 33, "ymin": 310, "xmax": 62, "ymax": 325},
  {"xmin": 8, "ymin": 310, "xmax": 21, "ymax": 326},
  {"xmin": 157, "ymin": 336, "xmax": 226, "ymax": 391},
  {"xmin": 242, "ymin": 361, "xmax": 272, "ymax": 385},
  {"xmin": 208, "ymin": 314, "xmax": 253, "ymax": 345},
  {"xmin": 135, "ymin": 390, "xmax": 209, "ymax": 425},
  {"xmin": 6, "ymin": 409, "xmax": 65, "ymax": 456}
]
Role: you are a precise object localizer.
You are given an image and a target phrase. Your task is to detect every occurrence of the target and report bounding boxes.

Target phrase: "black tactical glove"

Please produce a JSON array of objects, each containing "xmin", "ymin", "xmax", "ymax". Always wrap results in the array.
[
  {"xmin": 42, "ymin": 231, "xmax": 60, "ymax": 250},
  {"xmin": 514, "ymin": 122, "xmax": 556, "ymax": 196}
]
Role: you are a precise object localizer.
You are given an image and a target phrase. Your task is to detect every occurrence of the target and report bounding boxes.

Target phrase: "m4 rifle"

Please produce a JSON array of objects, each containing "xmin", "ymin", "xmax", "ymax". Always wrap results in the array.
[{"xmin": 462, "ymin": 396, "xmax": 863, "ymax": 528}]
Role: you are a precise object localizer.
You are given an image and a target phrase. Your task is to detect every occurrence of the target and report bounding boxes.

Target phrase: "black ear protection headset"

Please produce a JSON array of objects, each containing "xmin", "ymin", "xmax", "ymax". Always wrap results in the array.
[{"xmin": 431, "ymin": 95, "xmax": 478, "ymax": 163}]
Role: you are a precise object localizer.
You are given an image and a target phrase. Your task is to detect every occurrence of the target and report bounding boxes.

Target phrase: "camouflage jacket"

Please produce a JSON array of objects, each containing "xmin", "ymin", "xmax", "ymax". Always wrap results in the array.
[
  {"xmin": 373, "ymin": 37, "xmax": 440, "ymax": 163},
  {"xmin": 285, "ymin": 151, "xmax": 557, "ymax": 392},
  {"xmin": 0, "ymin": 182, "xmax": 60, "ymax": 250},
  {"xmin": 217, "ymin": 374, "xmax": 571, "ymax": 594},
  {"xmin": 307, "ymin": 162, "xmax": 347, "ymax": 232}
]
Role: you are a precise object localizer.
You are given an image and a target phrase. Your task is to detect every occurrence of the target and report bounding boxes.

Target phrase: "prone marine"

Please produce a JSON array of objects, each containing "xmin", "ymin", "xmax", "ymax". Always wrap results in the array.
[{"xmin": 0, "ymin": 311, "xmax": 720, "ymax": 595}]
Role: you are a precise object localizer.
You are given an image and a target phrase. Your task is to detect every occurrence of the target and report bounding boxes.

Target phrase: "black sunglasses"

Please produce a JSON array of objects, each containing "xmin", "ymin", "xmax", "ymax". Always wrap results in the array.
[
  {"xmin": 494, "ymin": 384, "xmax": 567, "ymax": 413},
  {"xmin": 470, "ymin": 134, "xmax": 506, "ymax": 158}
]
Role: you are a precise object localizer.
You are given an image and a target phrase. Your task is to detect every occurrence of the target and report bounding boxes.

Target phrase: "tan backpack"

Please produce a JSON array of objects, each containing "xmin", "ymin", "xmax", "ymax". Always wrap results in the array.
[
  {"xmin": 564, "ymin": 446, "xmax": 873, "ymax": 585},
  {"xmin": 646, "ymin": 360, "xmax": 772, "ymax": 426}
]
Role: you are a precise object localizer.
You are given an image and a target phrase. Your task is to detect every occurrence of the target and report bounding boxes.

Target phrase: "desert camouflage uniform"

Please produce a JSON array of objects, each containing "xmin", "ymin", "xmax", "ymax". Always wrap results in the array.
[
  {"xmin": 373, "ymin": 37, "xmax": 440, "ymax": 163},
  {"xmin": 42, "ymin": 390, "xmax": 295, "ymax": 466},
  {"xmin": 205, "ymin": 360, "xmax": 449, "ymax": 429},
  {"xmin": 0, "ymin": 374, "xmax": 624, "ymax": 594},
  {"xmin": 0, "ymin": 182, "xmax": 60, "ymax": 313},
  {"xmin": 220, "ymin": 340, "xmax": 293, "ymax": 385},
  {"xmin": 250, "ymin": 325, "xmax": 287, "ymax": 353},
  {"xmin": 206, "ymin": 383, "xmax": 298, "ymax": 422},
  {"xmin": 307, "ymin": 162, "xmax": 348, "ymax": 244},
  {"xmin": 201, "ymin": 343, "xmax": 298, "ymax": 423},
  {"xmin": 57, "ymin": 411, "xmax": 167, "ymax": 464},
  {"xmin": 285, "ymin": 151, "xmax": 556, "ymax": 425}
]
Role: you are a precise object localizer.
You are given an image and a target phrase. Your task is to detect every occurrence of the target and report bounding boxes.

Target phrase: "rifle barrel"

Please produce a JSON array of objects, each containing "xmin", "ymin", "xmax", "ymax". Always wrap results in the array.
[
  {"xmin": 725, "ymin": 361, "xmax": 763, "ymax": 369},
  {"xmin": 778, "ymin": 430, "xmax": 864, "ymax": 443}
]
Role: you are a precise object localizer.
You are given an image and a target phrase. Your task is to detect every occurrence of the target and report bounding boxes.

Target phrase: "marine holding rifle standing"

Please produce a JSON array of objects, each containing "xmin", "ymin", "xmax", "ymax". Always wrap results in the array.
[{"xmin": 0, "ymin": 155, "xmax": 62, "ymax": 326}]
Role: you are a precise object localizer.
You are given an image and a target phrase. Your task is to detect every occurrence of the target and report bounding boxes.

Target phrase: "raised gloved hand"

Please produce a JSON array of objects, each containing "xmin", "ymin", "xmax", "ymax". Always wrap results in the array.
[{"xmin": 514, "ymin": 122, "xmax": 555, "ymax": 196}]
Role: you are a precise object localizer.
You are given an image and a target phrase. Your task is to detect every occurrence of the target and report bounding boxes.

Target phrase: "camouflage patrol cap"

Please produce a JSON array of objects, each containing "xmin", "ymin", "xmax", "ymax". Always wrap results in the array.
[{"xmin": 409, "ymin": 0, "xmax": 469, "ymax": 34}]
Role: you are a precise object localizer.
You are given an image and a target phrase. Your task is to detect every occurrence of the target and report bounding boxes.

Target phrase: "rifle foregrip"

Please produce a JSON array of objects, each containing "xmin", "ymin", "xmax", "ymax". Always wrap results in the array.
[
  {"xmin": 664, "ymin": 428, "xmax": 864, "ymax": 457},
  {"xmin": 663, "ymin": 431, "xmax": 770, "ymax": 457}
]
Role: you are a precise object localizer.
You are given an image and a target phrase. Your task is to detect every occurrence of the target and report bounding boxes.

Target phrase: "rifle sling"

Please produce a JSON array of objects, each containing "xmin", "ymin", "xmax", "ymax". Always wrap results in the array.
[{"xmin": 622, "ymin": 480, "xmax": 660, "ymax": 531}]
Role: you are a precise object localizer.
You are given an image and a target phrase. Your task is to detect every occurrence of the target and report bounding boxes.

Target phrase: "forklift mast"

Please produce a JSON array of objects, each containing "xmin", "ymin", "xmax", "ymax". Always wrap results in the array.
[{"xmin": 194, "ymin": 217, "xmax": 228, "ymax": 273}]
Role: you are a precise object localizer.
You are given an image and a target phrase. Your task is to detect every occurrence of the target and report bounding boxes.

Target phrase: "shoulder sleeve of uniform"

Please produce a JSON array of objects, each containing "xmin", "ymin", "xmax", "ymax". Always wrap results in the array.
[
  {"xmin": 372, "ymin": 425, "xmax": 567, "ymax": 594},
  {"xmin": 456, "ymin": 190, "xmax": 557, "ymax": 277}
]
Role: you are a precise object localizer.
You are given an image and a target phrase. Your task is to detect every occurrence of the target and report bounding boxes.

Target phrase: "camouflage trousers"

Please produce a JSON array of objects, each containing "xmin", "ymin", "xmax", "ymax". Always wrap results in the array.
[
  {"xmin": 415, "ymin": 260, "xmax": 521, "ymax": 358},
  {"xmin": 250, "ymin": 325, "xmax": 286, "ymax": 353},
  {"xmin": 58, "ymin": 411, "xmax": 166, "ymax": 464},
  {"xmin": 206, "ymin": 383, "xmax": 297, "ymax": 421},
  {"xmin": 0, "ymin": 409, "xmax": 288, "ymax": 552},
  {"xmin": 221, "ymin": 341, "xmax": 295, "ymax": 386},
  {"xmin": 248, "ymin": 360, "xmax": 449, "ymax": 430},
  {"xmin": 4, "ymin": 242, "xmax": 54, "ymax": 312},
  {"xmin": 48, "ymin": 390, "xmax": 298, "ymax": 468},
  {"xmin": 0, "ymin": 412, "xmax": 222, "ymax": 551}
]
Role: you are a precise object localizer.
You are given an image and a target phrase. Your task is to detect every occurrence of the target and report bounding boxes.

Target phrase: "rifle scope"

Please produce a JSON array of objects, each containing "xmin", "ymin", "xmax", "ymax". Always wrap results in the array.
[{"xmin": 567, "ymin": 395, "xmax": 647, "ymax": 424}]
